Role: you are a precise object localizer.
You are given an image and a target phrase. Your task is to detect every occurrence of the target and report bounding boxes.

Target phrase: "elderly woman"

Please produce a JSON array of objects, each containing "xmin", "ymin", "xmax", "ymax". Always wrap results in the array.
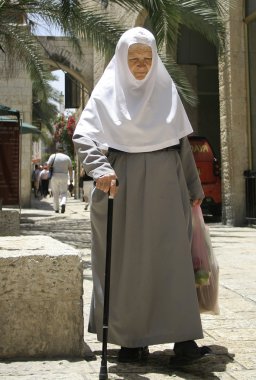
[{"xmin": 73, "ymin": 27, "xmax": 210, "ymax": 364}]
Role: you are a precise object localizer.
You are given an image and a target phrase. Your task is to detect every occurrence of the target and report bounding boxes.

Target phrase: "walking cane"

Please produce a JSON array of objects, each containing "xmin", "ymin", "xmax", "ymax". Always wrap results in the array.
[{"xmin": 99, "ymin": 191, "xmax": 115, "ymax": 380}]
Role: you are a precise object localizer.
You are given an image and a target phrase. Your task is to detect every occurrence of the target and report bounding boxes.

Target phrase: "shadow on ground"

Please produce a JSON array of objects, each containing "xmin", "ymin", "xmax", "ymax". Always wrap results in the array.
[{"xmin": 93, "ymin": 345, "xmax": 234, "ymax": 380}]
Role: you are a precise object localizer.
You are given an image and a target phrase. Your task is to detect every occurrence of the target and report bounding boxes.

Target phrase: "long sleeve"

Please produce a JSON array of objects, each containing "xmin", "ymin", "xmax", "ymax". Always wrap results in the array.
[
  {"xmin": 179, "ymin": 137, "xmax": 204, "ymax": 201},
  {"xmin": 72, "ymin": 133, "xmax": 115, "ymax": 180}
]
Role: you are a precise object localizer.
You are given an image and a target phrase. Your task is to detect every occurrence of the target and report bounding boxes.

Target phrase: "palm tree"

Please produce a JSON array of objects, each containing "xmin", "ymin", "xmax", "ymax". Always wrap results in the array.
[
  {"xmin": 0, "ymin": 0, "xmax": 125, "ymax": 92},
  {"xmin": 32, "ymin": 73, "xmax": 60, "ymax": 136},
  {"xmin": 106, "ymin": 0, "xmax": 236, "ymax": 104},
  {"xmin": 0, "ymin": 0, "xmax": 236, "ymax": 102}
]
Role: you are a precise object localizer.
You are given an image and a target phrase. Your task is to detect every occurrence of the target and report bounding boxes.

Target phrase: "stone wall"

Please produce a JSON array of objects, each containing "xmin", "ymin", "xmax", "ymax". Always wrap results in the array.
[
  {"xmin": 0, "ymin": 210, "xmax": 20, "ymax": 236},
  {"xmin": 0, "ymin": 56, "xmax": 33, "ymax": 208},
  {"xmin": 39, "ymin": 37, "xmax": 94, "ymax": 94},
  {"xmin": 0, "ymin": 36, "xmax": 94, "ymax": 208},
  {"xmin": 0, "ymin": 236, "xmax": 85, "ymax": 358},
  {"xmin": 0, "ymin": 1, "xmax": 252, "ymax": 225},
  {"xmin": 219, "ymin": 3, "xmax": 249, "ymax": 225},
  {"xmin": 20, "ymin": 134, "xmax": 32, "ymax": 208}
]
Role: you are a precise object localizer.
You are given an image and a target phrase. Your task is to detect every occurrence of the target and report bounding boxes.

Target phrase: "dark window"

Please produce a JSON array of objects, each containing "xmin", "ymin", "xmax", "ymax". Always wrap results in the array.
[
  {"xmin": 177, "ymin": 26, "xmax": 217, "ymax": 65},
  {"xmin": 0, "ymin": 121, "xmax": 20, "ymax": 205},
  {"xmin": 246, "ymin": 0, "xmax": 256, "ymax": 16},
  {"xmin": 65, "ymin": 74, "xmax": 80, "ymax": 109}
]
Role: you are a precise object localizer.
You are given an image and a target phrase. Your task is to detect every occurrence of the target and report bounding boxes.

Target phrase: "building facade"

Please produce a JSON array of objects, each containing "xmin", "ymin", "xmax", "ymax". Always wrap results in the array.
[
  {"xmin": 88, "ymin": 1, "xmax": 256, "ymax": 226},
  {"xmin": 0, "ymin": 1, "xmax": 255, "ymax": 225},
  {"xmin": 218, "ymin": 1, "xmax": 255, "ymax": 225}
]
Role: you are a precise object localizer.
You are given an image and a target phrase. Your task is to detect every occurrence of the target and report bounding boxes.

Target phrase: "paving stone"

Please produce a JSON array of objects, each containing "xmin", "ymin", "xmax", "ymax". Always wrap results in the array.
[
  {"xmin": 228, "ymin": 370, "xmax": 256, "ymax": 380},
  {"xmin": 0, "ymin": 196, "xmax": 255, "ymax": 379}
]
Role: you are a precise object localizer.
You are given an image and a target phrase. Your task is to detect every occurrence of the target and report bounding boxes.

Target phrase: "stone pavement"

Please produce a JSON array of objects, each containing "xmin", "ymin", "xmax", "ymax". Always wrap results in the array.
[{"xmin": 0, "ymin": 195, "xmax": 256, "ymax": 380}]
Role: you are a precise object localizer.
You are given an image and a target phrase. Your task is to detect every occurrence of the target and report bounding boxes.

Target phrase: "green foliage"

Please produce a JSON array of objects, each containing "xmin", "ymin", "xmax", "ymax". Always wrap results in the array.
[
  {"xmin": 109, "ymin": 0, "xmax": 229, "ymax": 51},
  {"xmin": 32, "ymin": 73, "xmax": 59, "ymax": 146},
  {"xmin": 53, "ymin": 113, "xmax": 76, "ymax": 160},
  {"xmin": 0, "ymin": 0, "xmax": 125, "ymax": 92},
  {"xmin": 108, "ymin": 0, "xmax": 238, "ymax": 103},
  {"xmin": 0, "ymin": 0, "xmax": 238, "ymax": 105}
]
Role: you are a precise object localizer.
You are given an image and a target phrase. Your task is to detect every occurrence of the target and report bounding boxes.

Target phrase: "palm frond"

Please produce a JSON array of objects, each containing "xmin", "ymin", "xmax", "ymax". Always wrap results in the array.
[
  {"xmin": 37, "ymin": 126, "xmax": 54, "ymax": 145},
  {"xmin": 109, "ymin": 0, "xmax": 234, "ymax": 103},
  {"xmin": 0, "ymin": 0, "xmax": 236, "ymax": 107},
  {"xmin": 0, "ymin": 25, "xmax": 48, "ymax": 88},
  {"xmin": 0, "ymin": 0, "xmax": 127, "ymax": 87},
  {"xmin": 27, "ymin": 1, "xmax": 127, "ymax": 55},
  {"xmin": 0, "ymin": 1, "xmax": 50, "ymax": 91},
  {"xmin": 160, "ymin": 52, "xmax": 197, "ymax": 106},
  {"xmin": 174, "ymin": 0, "xmax": 225, "ymax": 53}
]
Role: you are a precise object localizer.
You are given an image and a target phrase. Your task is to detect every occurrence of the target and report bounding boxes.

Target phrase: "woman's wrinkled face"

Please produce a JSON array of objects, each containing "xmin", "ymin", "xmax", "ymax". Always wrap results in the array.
[{"xmin": 127, "ymin": 43, "xmax": 152, "ymax": 80}]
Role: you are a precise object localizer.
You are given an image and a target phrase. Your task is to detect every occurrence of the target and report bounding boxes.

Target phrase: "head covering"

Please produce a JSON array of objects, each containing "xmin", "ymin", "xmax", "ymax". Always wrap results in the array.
[{"xmin": 74, "ymin": 27, "xmax": 193, "ymax": 153}]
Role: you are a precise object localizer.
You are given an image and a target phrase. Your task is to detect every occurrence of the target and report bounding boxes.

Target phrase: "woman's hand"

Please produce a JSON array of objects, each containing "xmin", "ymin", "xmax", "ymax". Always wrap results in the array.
[
  {"xmin": 192, "ymin": 199, "xmax": 203, "ymax": 207},
  {"xmin": 95, "ymin": 173, "xmax": 119, "ymax": 198}
]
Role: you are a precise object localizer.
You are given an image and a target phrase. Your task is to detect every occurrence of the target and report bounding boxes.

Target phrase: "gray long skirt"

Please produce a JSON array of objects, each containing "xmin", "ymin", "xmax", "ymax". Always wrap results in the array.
[{"xmin": 89, "ymin": 149, "xmax": 203, "ymax": 347}]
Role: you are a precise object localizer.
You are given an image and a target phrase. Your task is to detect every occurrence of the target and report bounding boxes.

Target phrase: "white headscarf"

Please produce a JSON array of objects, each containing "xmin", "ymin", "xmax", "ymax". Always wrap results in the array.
[{"xmin": 74, "ymin": 27, "xmax": 193, "ymax": 153}]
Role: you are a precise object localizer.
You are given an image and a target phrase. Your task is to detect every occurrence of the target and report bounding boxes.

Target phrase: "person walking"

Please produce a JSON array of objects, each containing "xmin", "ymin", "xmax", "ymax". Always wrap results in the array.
[
  {"xmin": 39, "ymin": 163, "xmax": 50, "ymax": 198},
  {"xmin": 31, "ymin": 164, "xmax": 41, "ymax": 198},
  {"xmin": 47, "ymin": 144, "xmax": 73, "ymax": 213},
  {"xmin": 73, "ymin": 27, "xmax": 210, "ymax": 364}
]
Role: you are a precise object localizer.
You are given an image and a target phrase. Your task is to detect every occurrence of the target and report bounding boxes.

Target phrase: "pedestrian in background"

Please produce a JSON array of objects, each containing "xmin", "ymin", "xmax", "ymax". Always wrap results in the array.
[
  {"xmin": 47, "ymin": 143, "xmax": 73, "ymax": 213},
  {"xmin": 39, "ymin": 163, "xmax": 50, "ymax": 198},
  {"xmin": 31, "ymin": 164, "xmax": 41, "ymax": 198},
  {"xmin": 73, "ymin": 27, "xmax": 210, "ymax": 364}
]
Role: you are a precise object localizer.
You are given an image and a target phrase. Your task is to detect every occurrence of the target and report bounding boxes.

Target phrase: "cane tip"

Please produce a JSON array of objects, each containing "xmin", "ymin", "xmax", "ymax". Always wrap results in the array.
[{"xmin": 99, "ymin": 364, "xmax": 108, "ymax": 380}]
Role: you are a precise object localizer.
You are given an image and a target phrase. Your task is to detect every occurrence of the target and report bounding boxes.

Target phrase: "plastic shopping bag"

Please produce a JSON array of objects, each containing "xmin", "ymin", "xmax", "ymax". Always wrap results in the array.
[
  {"xmin": 191, "ymin": 205, "xmax": 220, "ymax": 314},
  {"xmin": 191, "ymin": 205, "xmax": 211, "ymax": 287}
]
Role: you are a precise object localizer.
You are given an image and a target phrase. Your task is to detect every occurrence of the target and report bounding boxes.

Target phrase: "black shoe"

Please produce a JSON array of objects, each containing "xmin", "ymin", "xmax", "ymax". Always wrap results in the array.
[
  {"xmin": 118, "ymin": 346, "xmax": 149, "ymax": 363},
  {"xmin": 55, "ymin": 210, "xmax": 59, "ymax": 213},
  {"xmin": 172, "ymin": 340, "xmax": 212, "ymax": 364},
  {"xmin": 61, "ymin": 205, "xmax": 65, "ymax": 213}
]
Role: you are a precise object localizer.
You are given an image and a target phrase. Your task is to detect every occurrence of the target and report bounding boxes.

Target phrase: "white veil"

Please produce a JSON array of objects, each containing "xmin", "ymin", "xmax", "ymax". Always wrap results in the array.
[{"xmin": 74, "ymin": 27, "xmax": 193, "ymax": 153}]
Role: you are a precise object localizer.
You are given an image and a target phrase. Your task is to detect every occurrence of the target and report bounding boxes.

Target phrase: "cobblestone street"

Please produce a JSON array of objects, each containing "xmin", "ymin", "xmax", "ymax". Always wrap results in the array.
[{"xmin": 0, "ymin": 195, "xmax": 255, "ymax": 379}]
